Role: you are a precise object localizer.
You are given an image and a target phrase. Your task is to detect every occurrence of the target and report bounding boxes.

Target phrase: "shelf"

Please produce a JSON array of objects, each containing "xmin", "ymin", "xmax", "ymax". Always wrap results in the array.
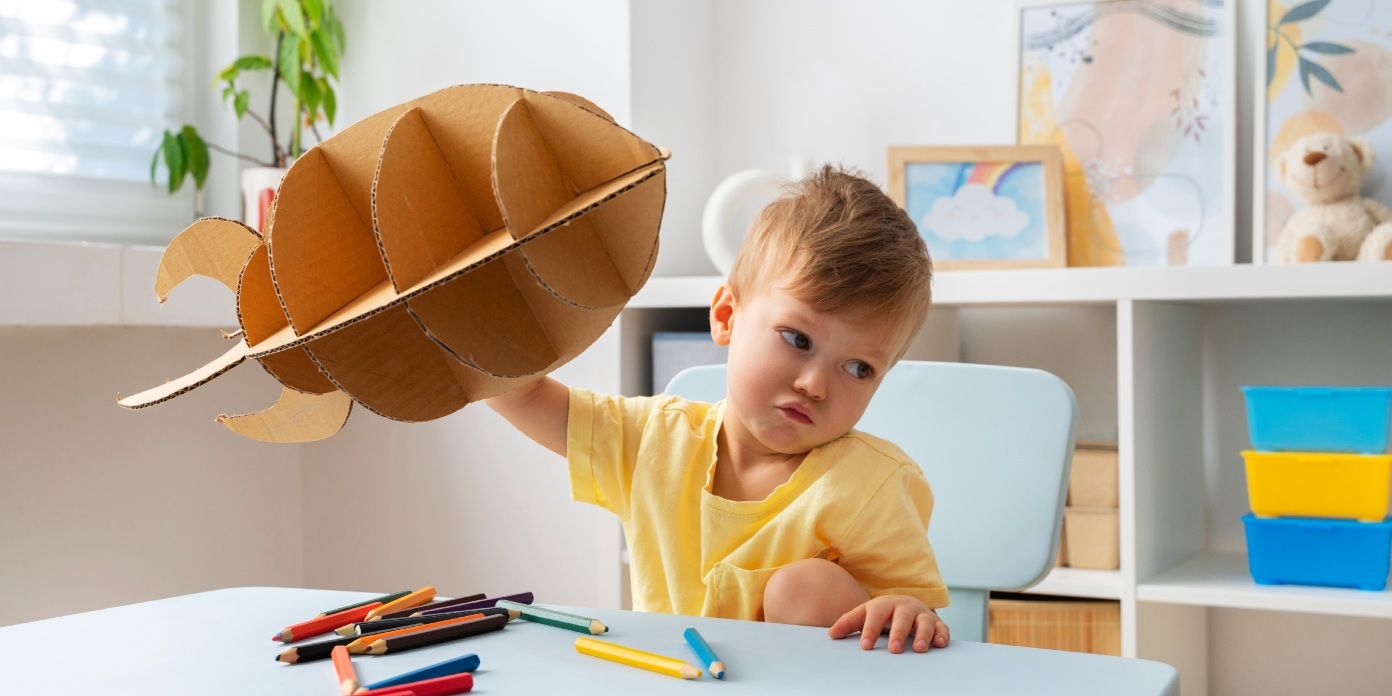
[
  {"xmin": 1137, "ymin": 551, "xmax": 1392, "ymax": 619},
  {"xmin": 1022, "ymin": 567, "xmax": 1123, "ymax": 600},
  {"xmin": 630, "ymin": 263, "xmax": 1392, "ymax": 309}
]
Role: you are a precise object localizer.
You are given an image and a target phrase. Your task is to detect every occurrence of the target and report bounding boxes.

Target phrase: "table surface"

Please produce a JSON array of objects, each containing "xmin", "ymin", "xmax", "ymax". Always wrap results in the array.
[{"xmin": 0, "ymin": 588, "xmax": 1179, "ymax": 695}]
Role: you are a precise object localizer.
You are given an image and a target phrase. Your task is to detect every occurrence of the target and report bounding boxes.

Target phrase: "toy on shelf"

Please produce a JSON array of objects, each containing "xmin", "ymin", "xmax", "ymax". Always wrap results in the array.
[
  {"xmin": 1271, "ymin": 132, "xmax": 1392, "ymax": 263},
  {"xmin": 1240, "ymin": 386, "xmax": 1392, "ymax": 591}
]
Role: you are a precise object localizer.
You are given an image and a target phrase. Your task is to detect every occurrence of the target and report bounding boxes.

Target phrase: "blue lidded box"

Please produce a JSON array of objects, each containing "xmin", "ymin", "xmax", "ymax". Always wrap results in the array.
[
  {"xmin": 1243, "ymin": 515, "xmax": 1392, "ymax": 591},
  {"xmin": 1241, "ymin": 386, "xmax": 1392, "ymax": 454}
]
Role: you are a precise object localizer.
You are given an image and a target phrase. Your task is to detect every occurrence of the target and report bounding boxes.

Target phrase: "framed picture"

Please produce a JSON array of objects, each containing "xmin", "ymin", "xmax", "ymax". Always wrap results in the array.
[
  {"xmin": 1255, "ymin": 0, "xmax": 1392, "ymax": 264},
  {"xmin": 1013, "ymin": 0, "xmax": 1236, "ymax": 267},
  {"xmin": 887, "ymin": 145, "xmax": 1067, "ymax": 270}
]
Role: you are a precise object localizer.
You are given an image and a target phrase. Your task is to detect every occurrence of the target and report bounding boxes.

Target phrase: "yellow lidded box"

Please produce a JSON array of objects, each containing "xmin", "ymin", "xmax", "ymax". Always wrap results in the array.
[{"xmin": 1243, "ymin": 451, "xmax": 1392, "ymax": 522}]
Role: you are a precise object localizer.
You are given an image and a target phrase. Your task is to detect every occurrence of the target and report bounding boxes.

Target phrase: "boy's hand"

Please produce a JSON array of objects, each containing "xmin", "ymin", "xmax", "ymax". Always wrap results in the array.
[{"xmin": 827, "ymin": 595, "xmax": 949, "ymax": 654}]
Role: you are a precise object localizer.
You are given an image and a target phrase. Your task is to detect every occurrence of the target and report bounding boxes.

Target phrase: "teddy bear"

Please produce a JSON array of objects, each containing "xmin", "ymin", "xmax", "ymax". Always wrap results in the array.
[{"xmin": 1272, "ymin": 131, "xmax": 1392, "ymax": 263}]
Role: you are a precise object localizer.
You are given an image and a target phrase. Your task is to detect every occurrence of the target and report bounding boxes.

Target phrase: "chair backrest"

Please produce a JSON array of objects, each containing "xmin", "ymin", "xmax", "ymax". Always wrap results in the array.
[{"xmin": 664, "ymin": 360, "xmax": 1078, "ymax": 642}]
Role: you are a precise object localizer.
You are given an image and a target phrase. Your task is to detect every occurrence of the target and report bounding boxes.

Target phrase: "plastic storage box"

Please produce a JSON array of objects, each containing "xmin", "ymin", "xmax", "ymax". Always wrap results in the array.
[
  {"xmin": 1242, "ymin": 515, "xmax": 1392, "ymax": 591},
  {"xmin": 1243, "ymin": 451, "xmax": 1392, "ymax": 522},
  {"xmin": 1242, "ymin": 386, "xmax": 1392, "ymax": 454}
]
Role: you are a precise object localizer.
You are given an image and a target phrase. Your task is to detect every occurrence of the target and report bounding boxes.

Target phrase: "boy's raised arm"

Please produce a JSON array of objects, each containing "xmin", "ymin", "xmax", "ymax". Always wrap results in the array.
[{"xmin": 485, "ymin": 376, "xmax": 569, "ymax": 457}]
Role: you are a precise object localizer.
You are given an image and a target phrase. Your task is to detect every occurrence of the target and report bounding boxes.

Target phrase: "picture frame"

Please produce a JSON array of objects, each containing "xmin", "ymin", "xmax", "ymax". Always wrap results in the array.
[
  {"xmin": 1254, "ymin": 0, "xmax": 1392, "ymax": 264},
  {"xmin": 1011, "ymin": 0, "xmax": 1237, "ymax": 267},
  {"xmin": 887, "ymin": 145, "xmax": 1067, "ymax": 270}
]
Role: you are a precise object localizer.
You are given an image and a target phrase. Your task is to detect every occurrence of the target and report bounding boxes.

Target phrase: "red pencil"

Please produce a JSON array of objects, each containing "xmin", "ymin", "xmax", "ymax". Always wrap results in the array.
[
  {"xmin": 332, "ymin": 645, "xmax": 359, "ymax": 695},
  {"xmin": 351, "ymin": 672, "xmax": 472, "ymax": 696},
  {"xmin": 274, "ymin": 602, "xmax": 383, "ymax": 643}
]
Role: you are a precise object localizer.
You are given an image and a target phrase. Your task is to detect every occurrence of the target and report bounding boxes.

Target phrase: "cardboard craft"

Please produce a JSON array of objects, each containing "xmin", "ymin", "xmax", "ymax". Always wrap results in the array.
[{"xmin": 118, "ymin": 84, "xmax": 668, "ymax": 442}]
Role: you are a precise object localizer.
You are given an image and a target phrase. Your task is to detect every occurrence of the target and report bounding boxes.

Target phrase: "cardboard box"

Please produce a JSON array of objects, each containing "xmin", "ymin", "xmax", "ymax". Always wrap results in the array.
[
  {"xmin": 1069, "ymin": 443, "xmax": 1119, "ymax": 508},
  {"xmin": 988, "ymin": 598, "xmax": 1120, "ymax": 656},
  {"xmin": 118, "ymin": 85, "xmax": 668, "ymax": 442},
  {"xmin": 1064, "ymin": 506, "xmax": 1120, "ymax": 570}
]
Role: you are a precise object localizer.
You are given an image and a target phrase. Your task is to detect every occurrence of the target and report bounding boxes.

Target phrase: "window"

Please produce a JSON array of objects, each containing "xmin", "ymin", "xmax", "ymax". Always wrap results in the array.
[{"xmin": 0, "ymin": 0, "xmax": 193, "ymax": 244}]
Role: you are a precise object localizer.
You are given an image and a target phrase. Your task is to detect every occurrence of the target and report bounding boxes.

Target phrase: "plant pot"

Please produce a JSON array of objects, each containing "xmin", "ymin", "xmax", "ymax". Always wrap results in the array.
[{"xmin": 241, "ymin": 166, "xmax": 288, "ymax": 233}]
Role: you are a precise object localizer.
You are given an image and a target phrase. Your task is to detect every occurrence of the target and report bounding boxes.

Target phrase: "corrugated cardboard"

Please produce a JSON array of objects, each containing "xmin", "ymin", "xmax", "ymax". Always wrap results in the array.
[{"xmin": 118, "ymin": 84, "xmax": 668, "ymax": 442}]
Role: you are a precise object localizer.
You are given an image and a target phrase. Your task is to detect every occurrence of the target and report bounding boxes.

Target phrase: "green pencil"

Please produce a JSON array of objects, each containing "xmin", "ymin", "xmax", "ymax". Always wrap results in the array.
[
  {"xmin": 496, "ymin": 599, "xmax": 607, "ymax": 634},
  {"xmin": 314, "ymin": 590, "xmax": 411, "ymax": 618}
]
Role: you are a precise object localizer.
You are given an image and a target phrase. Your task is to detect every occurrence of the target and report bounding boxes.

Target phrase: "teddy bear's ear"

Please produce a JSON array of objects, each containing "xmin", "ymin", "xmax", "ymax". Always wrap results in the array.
[{"xmin": 1349, "ymin": 137, "xmax": 1376, "ymax": 171}]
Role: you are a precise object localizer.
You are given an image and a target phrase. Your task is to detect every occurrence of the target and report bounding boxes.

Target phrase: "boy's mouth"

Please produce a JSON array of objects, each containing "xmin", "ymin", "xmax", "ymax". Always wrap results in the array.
[{"xmin": 779, "ymin": 405, "xmax": 813, "ymax": 424}]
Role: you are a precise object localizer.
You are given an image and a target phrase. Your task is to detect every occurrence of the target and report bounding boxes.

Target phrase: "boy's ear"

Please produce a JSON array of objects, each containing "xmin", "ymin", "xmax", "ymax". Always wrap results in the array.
[{"xmin": 710, "ymin": 284, "xmax": 736, "ymax": 347}]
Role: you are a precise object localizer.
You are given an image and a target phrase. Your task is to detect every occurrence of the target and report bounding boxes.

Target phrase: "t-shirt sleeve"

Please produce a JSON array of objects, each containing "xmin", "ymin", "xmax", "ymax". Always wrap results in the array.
[
  {"xmin": 567, "ymin": 387, "xmax": 659, "ymax": 519},
  {"xmin": 836, "ymin": 466, "xmax": 951, "ymax": 609}
]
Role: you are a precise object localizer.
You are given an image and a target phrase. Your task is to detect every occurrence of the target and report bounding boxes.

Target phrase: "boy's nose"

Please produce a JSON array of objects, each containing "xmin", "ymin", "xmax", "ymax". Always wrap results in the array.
[{"xmin": 792, "ymin": 368, "xmax": 826, "ymax": 400}]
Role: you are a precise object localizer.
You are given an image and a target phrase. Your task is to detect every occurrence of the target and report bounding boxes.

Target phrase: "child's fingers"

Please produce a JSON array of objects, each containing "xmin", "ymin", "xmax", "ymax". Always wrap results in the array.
[
  {"xmin": 933, "ymin": 615, "xmax": 950, "ymax": 648},
  {"xmin": 827, "ymin": 604, "xmax": 867, "ymax": 639},
  {"xmin": 858, "ymin": 603, "xmax": 894, "ymax": 650},
  {"xmin": 911, "ymin": 612, "xmax": 936, "ymax": 652},
  {"xmin": 886, "ymin": 605, "xmax": 917, "ymax": 654}
]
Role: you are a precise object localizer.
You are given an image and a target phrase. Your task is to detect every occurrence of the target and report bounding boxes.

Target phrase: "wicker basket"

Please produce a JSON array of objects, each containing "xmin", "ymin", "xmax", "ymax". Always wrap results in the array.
[{"xmin": 988, "ymin": 598, "xmax": 1121, "ymax": 656}]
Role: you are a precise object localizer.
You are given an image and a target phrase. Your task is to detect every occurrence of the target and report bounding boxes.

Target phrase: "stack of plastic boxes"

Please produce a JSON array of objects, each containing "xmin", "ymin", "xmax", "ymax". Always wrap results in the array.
[{"xmin": 1240, "ymin": 387, "xmax": 1392, "ymax": 591}]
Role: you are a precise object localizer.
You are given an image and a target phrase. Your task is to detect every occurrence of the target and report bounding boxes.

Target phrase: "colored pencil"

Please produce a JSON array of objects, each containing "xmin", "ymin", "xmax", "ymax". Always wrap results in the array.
[
  {"xmin": 316, "ymin": 591, "xmax": 412, "ymax": 618},
  {"xmin": 352, "ymin": 672, "xmax": 472, "ymax": 696},
  {"xmin": 495, "ymin": 600, "xmax": 606, "ymax": 634},
  {"xmin": 274, "ymin": 602, "xmax": 383, "ymax": 642},
  {"xmin": 274, "ymin": 627, "xmax": 396, "ymax": 663},
  {"xmin": 346, "ymin": 613, "xmax": 483, "ymax": 654},
  {"xmin": 338, "ymin": 607, "xmax": 517, "ymax": 637},
  {"xmin": 683, "ymin": 627, "xmax": 726, "ymax": 679},
  {"xmin": 574, "ymin": 636, "xmax": 701, "ymax": 679},
  {"xmin": 332, "ymin": 645, "xmax": 359, "ymax": 695},
  {"xmin": 376, "ymin": 593, "xmax": 485, "ymax": 620},
  {"xmin": 355, "ymin": 653, "xmax": 480, "ymax": 693},
  {"xmin": 365, "ymin": 586, "xmax": 436, "ymax": 621},
  {"xmin": 363, "ymin": 613, "xmax": 507, "ymax": 655},
  {"xmin": 412, "ymin": 591, "xmax": 533, "ymax": 618}
]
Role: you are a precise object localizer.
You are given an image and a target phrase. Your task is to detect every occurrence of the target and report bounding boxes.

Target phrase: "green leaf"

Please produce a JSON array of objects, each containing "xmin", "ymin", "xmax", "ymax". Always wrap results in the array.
[
  {"xmin": 302, "ymin": 0, "xmax": 323, "ymax": 27},
  {"xmin": 279, "ymin": 0, "xmax": 308, "ymax": 39},
  {"xmin": 222, "ymin": 84, "xmax": 235, "ymax": 102},
  {"xmin": 149, "ymin": 139, "xmax": 163, "ymax": 189},
  {"xmin": 233, "ymin": 55, "xmax": 274, "ymax": 71},
  {"xmin": 234, "ymin": 90, "xmax": 251, "ymax": 119},
  {"xmin": 181, "ymin": 126, "xmax": 210, "ymax": 191},
  {"xmin": 326, "ymin": 7, "xmax": 345, "ymax": 52},
  {"xmin": 1279, "ymin": 0, "xmax": 1331, "ymax": 25},
  {"xmin": 311, "ymin": 27, "xmax": 339, "ymax": 80},
  {"xmin": 1302, "ymin": 57, "xmax": 1343, "ymax": 93},
  {"xmin": 1302, "ymin": 41, "xmax": 1353, "ymax": 55},
  {"xmin": 162, "ymin": 130, "xmax": 185, "ymax": 194},
  {"xmin": 300, "ymin": 73, "xmax": 320, "ymax": 117},
  {"xmin": 322, "ymin": 82, "xmax": 336, "ymax": 125},
  {"xmin": 1267, "ymin": 44, "xmax": 1277, "ymax": 87},
  {"xmin": 262, "ymin": 0, "xmax": 278, "ymax": 34},
  {"xmin": 279, "ymin": 34, "xmax": 302, "ymax": 96}
]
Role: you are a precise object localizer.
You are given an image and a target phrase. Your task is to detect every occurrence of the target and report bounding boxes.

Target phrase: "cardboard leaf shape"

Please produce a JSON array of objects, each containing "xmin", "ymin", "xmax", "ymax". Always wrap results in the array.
[{"xmin": 118, "ymin": 84, "xmax": 667, "ymax": 442}]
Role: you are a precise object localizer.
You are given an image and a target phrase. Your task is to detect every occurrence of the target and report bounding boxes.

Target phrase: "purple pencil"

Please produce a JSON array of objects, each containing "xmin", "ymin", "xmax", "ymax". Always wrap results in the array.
[{"xmin": 414, "ymin": 592, "xmax": 534, "ymax": 617}]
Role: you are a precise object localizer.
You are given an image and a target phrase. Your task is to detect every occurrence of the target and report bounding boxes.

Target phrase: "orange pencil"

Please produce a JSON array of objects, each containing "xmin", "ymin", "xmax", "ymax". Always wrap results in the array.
[
  {"xmin": 332, "ymin": 645, "xmax": 359, "ymax": 695},
  {"xmin": 365, "ymin": 586, "xmax": 436, "ymax": 621},
  {"xmin": 346, "ymin": 612, "xmax": 483, "ymax": 654},
  {"xmin": 275, "ymin": 602, "xmax": 383, "ymax": 643}
]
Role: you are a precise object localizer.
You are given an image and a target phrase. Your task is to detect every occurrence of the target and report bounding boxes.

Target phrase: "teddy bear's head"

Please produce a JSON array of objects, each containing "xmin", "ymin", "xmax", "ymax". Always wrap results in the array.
[{"xmin": 1279, "ymin": 132, "xmax": 1374, "ymax": 205}]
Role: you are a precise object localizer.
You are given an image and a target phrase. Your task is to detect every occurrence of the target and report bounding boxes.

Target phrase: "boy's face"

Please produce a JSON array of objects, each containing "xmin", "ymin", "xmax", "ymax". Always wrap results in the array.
[{"xmin": 711, "ymin": 280, "xmax": 905, "ymax": 457}]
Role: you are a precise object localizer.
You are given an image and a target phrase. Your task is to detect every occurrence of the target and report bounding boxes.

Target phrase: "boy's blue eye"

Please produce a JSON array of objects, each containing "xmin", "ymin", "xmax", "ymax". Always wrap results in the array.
[
  {"xmin": 845, "ymin": 361, "xmax": 872, "ymax": 379},
  {"xmin": 780, "ymin": 330, "xmax": 810, "ymax": 350}
]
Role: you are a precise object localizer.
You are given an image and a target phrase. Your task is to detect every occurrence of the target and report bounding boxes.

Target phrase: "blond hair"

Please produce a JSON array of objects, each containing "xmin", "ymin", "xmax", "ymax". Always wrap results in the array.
[{"xmin": 727, "ymin": 164, "xmax": 933, "ymax": 355}]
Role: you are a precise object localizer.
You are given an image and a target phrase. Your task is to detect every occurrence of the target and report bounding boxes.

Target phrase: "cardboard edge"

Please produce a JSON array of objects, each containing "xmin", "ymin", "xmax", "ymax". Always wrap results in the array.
[
  {"xmin": 116, "ymin": 338, "xmax": 251, "ymax": 409},
  {"xmin": 543, "ymin": 91, "xmax": 615, "ymax": 123},
  {"xmin": 215, "ymin": 387, "xmax": 353, "ymax": 443},
  {"xmin": 155, "ymin": 217, "xmax": 261, "ymax": 303}
]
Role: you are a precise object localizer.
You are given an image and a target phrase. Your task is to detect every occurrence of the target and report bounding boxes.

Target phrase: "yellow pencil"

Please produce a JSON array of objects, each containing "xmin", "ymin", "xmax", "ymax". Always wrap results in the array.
[
  {"xmin": 365, "ymin": 586, "xmax": 435, "ymax": 621},
  {"xmin": 575, "ymin": 636, "xmax": 701, "ymax": 679}
]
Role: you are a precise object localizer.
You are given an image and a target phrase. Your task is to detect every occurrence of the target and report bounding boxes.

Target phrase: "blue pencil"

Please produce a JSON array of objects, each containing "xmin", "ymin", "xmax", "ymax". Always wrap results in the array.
[
  {"xmin": 355, "ymin": 653, "xmax": 480, "ymax": 692},
  {"xmin": 683, "ymin": 627, "xmax": 725, "ymax": 679}
]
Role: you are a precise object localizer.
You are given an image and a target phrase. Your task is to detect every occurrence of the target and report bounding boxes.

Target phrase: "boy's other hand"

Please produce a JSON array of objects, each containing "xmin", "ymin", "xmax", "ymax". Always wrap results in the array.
[{"xmin": 827, "ymin": 594, "xmax": 949, "ymax": 653}]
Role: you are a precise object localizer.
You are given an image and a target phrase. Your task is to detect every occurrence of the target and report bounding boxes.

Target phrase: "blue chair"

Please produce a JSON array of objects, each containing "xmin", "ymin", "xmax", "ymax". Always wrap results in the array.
[{"xmin": 665, "ymin": 360, "xmax": 1079, "ymax": 642}]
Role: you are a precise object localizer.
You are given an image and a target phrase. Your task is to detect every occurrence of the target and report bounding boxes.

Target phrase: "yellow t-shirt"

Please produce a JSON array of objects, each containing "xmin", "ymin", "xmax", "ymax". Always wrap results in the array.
[{"xmin": 567, "ymin": 388, "xmax": 949, "ymax": 621}]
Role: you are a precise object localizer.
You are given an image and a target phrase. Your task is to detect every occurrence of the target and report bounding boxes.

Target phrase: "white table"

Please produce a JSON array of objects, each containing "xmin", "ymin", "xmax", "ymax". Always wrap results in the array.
[{"xmin": 0, "ymin": 588, "xmax": 1179, "ymax": 695}]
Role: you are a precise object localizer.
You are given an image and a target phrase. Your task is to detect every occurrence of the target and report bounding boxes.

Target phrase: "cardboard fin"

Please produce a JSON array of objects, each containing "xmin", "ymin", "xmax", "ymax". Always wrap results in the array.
[
  {"xmin": 408, "ymin": 84, "xmax": 523, "ymax": 238},
  {"xmin": 521, "ymin": 91, "xmax": 660, "ymax": 192},
  {"xmin": 374, "ymin": 107, "xmax": 485, "ymax": 292},
  {"xmin": 544, "ymin": 91, "xmax": 615, "ymax": 122},
  {"xmin": 237, "ymin": 244, "xmax": 290, "ymax": 347},
  {"xmin": 117, "ymin": 339, "xmax": 251, "ymax": 409},
  {"xmin": 256, "ymin": 346, "xmax": 337, "ymax": 394},
  {"xmin": 499, "ymin": 251, "xmax": 624, "ymax": 372},
  {"xmin": 520, "ymin": 165, "xmax": 665, "ymax": 309},
  {"xmin": 215, "ymin": 387, "xmax": 352, "ymax": 443},
  {"xmin": 269, "ymin": 147, "xmax": 389, "ymax": 335},
  {"xmin": 303, "ymin": 305, "xmax": 480, "ymax": 422},
  {"xmin": 406, "ymin": 252, "xmax": 557, "ymax": 377},
  {"xmin": 493, "ymin": 98, "xmax": 574, "ymax": 240},
  {"xmin": 155, "ymin": 217, "xmax": 260, "ymax": 302}
]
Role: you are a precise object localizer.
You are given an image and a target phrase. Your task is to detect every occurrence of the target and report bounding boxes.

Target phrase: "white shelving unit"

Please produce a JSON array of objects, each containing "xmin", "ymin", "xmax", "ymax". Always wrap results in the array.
[{"xmin": 619, "ymin": 265, "xmax": 1392, "ymax": 696}]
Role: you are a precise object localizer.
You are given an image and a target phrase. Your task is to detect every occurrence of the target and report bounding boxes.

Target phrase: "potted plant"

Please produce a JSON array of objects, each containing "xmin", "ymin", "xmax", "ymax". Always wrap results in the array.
[{"xmin": 151, "ymin": 0, "xmax": 346, "ymax": 230}]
